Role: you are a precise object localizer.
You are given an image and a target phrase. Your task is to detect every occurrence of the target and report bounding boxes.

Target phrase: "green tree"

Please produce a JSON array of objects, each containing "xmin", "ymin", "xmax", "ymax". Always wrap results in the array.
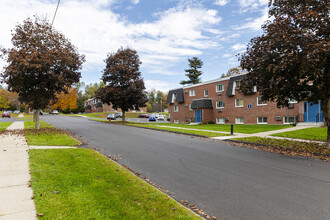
[
  {"xmin": 148, "ymin": 89, "xmax": 156, "ymax": 104},
  {"xmin": 180, "ymin": 57, "xmax": 203, "ymax": 85},
  {"xmin": 239, "ymin": 0, "xmax": 330, "ymax": 147},
  {"xmin": 0, "ymin": 89, "xmax": 10, "ymax": 110},
  {"xmin": 96, "ymin": 47, "xmax": 147, "ymax": 121},
  {"xmin": 0, "ymin": 16, "xmax": 85, "ymax": 128},
  {"xmin": 85, "ymin": 82, "xmax": 104, "ymax": 99}
]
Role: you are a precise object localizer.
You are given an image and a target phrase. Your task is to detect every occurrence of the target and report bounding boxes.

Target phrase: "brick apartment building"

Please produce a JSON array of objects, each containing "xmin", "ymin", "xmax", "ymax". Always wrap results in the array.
[
  {"xmin": 167, "ymin": 74, "xmax": 324, "ymax": 125},
  {"xmin": 84, "ymin": 98, "xmax": 147, "ymax": 113}
]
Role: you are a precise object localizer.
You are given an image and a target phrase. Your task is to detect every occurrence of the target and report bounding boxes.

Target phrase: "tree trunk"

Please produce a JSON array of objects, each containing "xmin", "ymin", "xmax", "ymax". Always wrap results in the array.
[
  {"xmin": 33, "ymin": 110, "xmax": 36, "ymax": 122},
  {"xmin": 35, "ymin": 109, "xmax": 40, "ymax": 129},
  {"xmin": 27, "ymin": 107, "xmax": 30, "ymax": 114},
  {"xmin": 322, "ymin": 97, "xmax": 330, "ymax": 148},
  {"xmin": 122, "ymin": 110, "xmax": 125, "ymax": 123}
]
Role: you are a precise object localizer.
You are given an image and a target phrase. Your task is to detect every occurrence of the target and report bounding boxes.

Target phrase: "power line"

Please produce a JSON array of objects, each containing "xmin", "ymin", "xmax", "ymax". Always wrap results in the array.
[{"xmin": 51, "ymin": 0, "xmax": 61, "ymax": 27}]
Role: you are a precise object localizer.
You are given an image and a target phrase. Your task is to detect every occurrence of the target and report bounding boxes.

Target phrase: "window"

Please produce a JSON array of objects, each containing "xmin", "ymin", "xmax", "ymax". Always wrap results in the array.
[
  {"xmin": 171, "ymin": 93, "xmax": 177, "ymax": 103},
  {"xmin": 235, "ymin": 117, "xmax": 244, "ymax": 124},
  {"xmin": 189, "ymin": 104, "xmax": 192, "ymax": 111},
  {"xmin": 257, "ymin": 117, "xmax": 267, "ymax": 124},
  {"xmin": 257, "ymin": 96, "xmax": 267, "ymax": 105},
  {"xmin": 174, "ymin": 106, "xmax": 179, "ymax": 112},
  {"xmin": 216, "ymin": 118, "xmax": 225, "ymax": 124},
  {"xmin": 204, "ymin": 89, "xmax": 208, "ymax": 97},
  {"xmin": 235, "ymin": 80, "xmax": 241, "ymax": 89},
  {"xmin": 284, "ymin": 116, "xmax": 296, "ymax": 124},
  {"xmin": 288, "ymin": 99, "xmax": 298, "ymax": 103},
  {"xmin": 235, "ymin": 98, "xmax": 244, "ymax": 107},
  {"xmin": 174, "ymin": 119, "xmax": 179, "ymax": 124},
  {"xmin": 216, "ymin": 101, "xmax": 225, "ymax": 109},
  {"xmin": 216, "ymin": 84, "xmax": 224, "ymax": 92},
  {"xmin": 189, "ymin": 89, "xmax": 196, "ymax": 96}
]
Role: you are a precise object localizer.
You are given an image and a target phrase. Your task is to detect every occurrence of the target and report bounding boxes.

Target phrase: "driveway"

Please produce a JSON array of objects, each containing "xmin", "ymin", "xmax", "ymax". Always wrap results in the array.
[{"xmin": 41, "ymin": 115, "xmax": 330, "ymax": 220}]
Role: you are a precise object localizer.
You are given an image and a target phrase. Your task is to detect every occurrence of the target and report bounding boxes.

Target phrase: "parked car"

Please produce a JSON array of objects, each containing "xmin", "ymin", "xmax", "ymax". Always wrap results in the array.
[
  {"xmin": 158, "ymin": 115, "xmax": 165, "ymax": 120},
  {"xmin": 107, "ymin": 113, "xmax": 116, "ymax": 120},
  {"xmin": 2, "ymin": 111, "xmax": 11, "ymax": 118},
  {"xmin": 167, "ymin": 115, "xmax": 170, "ymax": 121},
  {"xmin": 138, "ymin": 114, "xmax": 149, "ymax": 118},
  {"xmin": 13, "ymin": 110, "xmax": 20, "ymax": 114},
  {"xmin": 148, "ymin": 115, "xmax": 156, "ymax": 121},
  {"xmin": 115, "ymin": 112, "xmax": 122, "ymax": 118},
  {"xmin": 50, "ymin": 110, "xmax": 59, "ymax": 115},
  {"xmin": 155, "ymin": 113, "xmax": 160, "ymax": 119}
]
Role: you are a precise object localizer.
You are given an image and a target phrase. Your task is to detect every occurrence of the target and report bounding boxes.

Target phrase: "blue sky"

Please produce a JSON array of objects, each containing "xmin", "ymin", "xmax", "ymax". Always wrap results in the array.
[{"xmin": 0, "ymin": 0, "xmax": 269, "ymax": 92}]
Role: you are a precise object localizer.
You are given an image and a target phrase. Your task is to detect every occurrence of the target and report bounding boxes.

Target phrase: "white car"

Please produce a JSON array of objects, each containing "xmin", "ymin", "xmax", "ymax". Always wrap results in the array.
[
  {"xmin": 155, "ymin": 113, "xmax": 160, "ymax": 119},
  {"xmin": 157, "ymin": 115, "xmax": 165, "ymax": 120}
]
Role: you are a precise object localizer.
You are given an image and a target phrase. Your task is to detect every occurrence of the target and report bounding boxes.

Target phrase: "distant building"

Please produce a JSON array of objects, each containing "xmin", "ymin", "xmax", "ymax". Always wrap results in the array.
[
  {"xmin": 84, "ymin": 98, "xmax": 147, "ymax": 113},
  {"xmin": 167, "ymin": 74, "xmax": 324, "ymax": 125}
]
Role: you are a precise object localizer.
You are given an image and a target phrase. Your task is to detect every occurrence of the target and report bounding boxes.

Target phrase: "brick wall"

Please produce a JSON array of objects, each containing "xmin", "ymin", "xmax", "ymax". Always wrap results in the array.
[{"xmin": 169, "ymin": 76, "xmax": 302, "ymax": 124}]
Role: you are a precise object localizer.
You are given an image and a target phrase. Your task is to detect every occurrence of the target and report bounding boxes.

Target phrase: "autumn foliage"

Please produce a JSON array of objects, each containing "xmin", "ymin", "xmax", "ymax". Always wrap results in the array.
[
  {"xmin": 96, "ymin": 47, "xmax": 147, "ymax": 121},
  {"xmin": 0, "ymin": 16, "xmax": 85, "ymax": 128},
  {"xmin": 52, "ymin": 87, "xmax": 78, "ymax": 111},
  {"xmin": 239, "ymin": 0, "xmax": 330, "ymax": 146}
]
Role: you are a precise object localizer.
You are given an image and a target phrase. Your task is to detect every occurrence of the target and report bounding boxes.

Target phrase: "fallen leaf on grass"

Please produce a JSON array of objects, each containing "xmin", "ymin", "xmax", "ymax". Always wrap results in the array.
[
  {"xmin": 37, "ymin": 213, "xmax": 44, "ymax": 217},
  {"xmin": 53, "ymin": 191, "xmax": 60, "ymax": 194}
]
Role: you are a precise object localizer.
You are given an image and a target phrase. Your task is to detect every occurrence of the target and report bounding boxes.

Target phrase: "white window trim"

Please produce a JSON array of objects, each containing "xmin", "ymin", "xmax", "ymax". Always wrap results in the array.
[
  {"xmin": 174, "ymin": 119, "xmax": 179, "ymax": 124},
  {"xmin": 204, "ymin": 90, "xmax": 208, "ymax": 97},
  {"xmin": 257, "ymin": 96, "xmax": 267, "ymax": 106},
  {"xmin": 189, "ymin": 89, "xmax": 196, "ymax": 97},
  {"xmin": 216, "ymin": 84, "xmax": 224, "ymax": 92},
  {"xmin": 235, "ymin": 117, "xmax": 244, "ymax": 124},
  {"xmin": 189, "ymin": 104, "xmax": 192, "ymax": 111},
  {"xmin": 257, "ymin": 117, "xmax": 268, "ymax": 124},
  {"xmin": 283, "ymin": 116, "xmax": 297, "ymax": 124},
  {"xmin": 216, "ymin": 101, "xmax": 225, "ymax": 109},
  {"xmin": 174, "ymin": 106, "xmax": 179, "ymax": 112},
  {"xmin": 216, "ymin": 118, "xmax": 225, "ymax": 124},
  {"xmin": 235, "ymin": 98, "xmax": 244, "ymax": 107}
]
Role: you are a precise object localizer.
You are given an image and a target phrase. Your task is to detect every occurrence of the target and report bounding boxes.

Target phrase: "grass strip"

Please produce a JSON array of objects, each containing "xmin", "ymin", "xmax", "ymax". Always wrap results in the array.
[
  {"xmin": 149, "ymin": 123, "xmax": 292, "ymax": 134},
  {"xmin": 29, "ymin": 148, "xmax": 200, "ymax": 220},
  {"xmin": 24, "ymin": 121, "xmax": 80, "ymax": 146},
  {"xmin": 0, "ymin": 122, "xmax": 12, "ymax": 133},
  {"xmin": 271, "ymin": 127, "xmax": 327, "ymax": 141},
  {"xmin": 232, "ymin": 137, "xmax": 330, "ymax": 155},
  {"xmin": 89, "ymin": 119, "xmax": 228, "ymax": 137},
  {"xmin": 129, "ymin": 123, "xmax": 229, "ymax": 138}
]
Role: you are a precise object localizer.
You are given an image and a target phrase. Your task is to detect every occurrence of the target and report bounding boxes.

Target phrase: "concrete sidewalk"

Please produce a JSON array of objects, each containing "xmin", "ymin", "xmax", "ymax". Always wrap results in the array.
[{"xmin": 0, "ymin": 121, "xmax": 37, "ymax": 220}]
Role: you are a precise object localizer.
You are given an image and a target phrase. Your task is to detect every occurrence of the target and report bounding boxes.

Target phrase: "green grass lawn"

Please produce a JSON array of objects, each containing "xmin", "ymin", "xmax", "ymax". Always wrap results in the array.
[
  {"xmin": 151, "ymin": 123, "xmax": 292, "ymax": 134},
  {"xmin": 0, "ymin": 122, "xmax": 12, "ymax": 132},
  {"xmin": 24, "ymin": 121, "xmax": 80, "ymax": 146},
  {"xmin": 271, "ymin": 127, "xmax": 327, "ymax": 141},
  {"xmin": 129, "ymin": 123, "xmax": 229, "ymax": 137},
  {"xmin": 29, "ymin": 148, "xmax": 200, "ymax": 220},
  {"xmin": 89, "ymin": 119, "xmax": 228, "ymax": 137},
  {"xmin": 232, "ymin": 137, "xmax": 330, "ymax": 155}
]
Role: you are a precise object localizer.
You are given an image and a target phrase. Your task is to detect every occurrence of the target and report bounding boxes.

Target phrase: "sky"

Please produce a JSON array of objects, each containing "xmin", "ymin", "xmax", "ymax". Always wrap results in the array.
[{"xmin": 0, "ymin": 0, "xmax": 269, "ymax": 92}]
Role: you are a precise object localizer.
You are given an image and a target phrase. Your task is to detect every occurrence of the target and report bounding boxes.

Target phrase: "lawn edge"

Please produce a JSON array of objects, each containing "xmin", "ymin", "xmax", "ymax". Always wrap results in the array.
[
  {"xmin": 91, "ymin": 149, "xmax": 207, "ymax": 219},
  {"xmin": 89, "ymin": 119, "xmax": 210, "ymax": 138},
  {"xmin": 223, "ymin": 139, "xmax": 330, "ymax": 160}
]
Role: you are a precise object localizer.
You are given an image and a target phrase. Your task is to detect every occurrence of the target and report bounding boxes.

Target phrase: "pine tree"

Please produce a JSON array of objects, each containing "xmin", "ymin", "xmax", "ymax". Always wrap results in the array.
[{"xmin": 180, "ymin": 57, "xmax": 203, "ymax": 85}]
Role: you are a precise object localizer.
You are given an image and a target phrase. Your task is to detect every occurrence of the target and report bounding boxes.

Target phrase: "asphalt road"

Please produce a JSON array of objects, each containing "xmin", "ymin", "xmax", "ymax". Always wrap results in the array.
[{"xmin": 42, "ymin": 115, "xmax": 330, "ymax": 220}]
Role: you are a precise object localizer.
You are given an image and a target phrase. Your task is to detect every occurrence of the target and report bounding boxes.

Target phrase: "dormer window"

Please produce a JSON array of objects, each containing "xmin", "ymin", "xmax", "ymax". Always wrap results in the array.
[{"xmin": 171, "ymin": 93, "xmax": 177, "ymax": 103}]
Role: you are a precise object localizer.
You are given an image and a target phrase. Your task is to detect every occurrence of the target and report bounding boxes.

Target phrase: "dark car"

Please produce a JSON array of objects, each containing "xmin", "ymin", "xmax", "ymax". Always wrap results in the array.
[
  {"xmin": 107, "ymin": 113, "xmax": 116, "ymax": 120},
  {"xmin": 138, "ymin": 114, "xmax": 149, "ymax": 118},
  {"xmin": 148, "ymin": 115, "xmax": 156, "ymax": 121},
  {"xmin": 2, "ymin": 111, "xmax": 11, "ymax": 118}
]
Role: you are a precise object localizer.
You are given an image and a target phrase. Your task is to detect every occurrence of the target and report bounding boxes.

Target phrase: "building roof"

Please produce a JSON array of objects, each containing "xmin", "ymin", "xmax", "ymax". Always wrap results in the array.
[
  {"xmin": 191, "ymin": 99, "xmax": 213, "ymax": 109},
  {"xmin": 225, "ymin": 74, "xmax": 246, "ymax": 96},
  {"xmin": 166, "ymin": 88, "xmax": 184, "ymax": 104}
]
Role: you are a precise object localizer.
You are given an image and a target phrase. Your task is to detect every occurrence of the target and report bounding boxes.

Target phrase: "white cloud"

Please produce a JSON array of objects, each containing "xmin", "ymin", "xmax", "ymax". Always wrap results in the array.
[
  {"xmin": 0, "ymin": 0, "xmax": 222, "ymax": 83},
  {"xmin": 238, "ymin": 0, "xmax": 268, "ymax": 11},
  {"xmin": 235, "ymin": 7, "xmax": 268, "ymax": 31},
  {"xmin": 144, "ymin": 80, "xmax": 173, "ymax": 92},
  {"xmin": 232, "ymin": 43, "xmax": 246, "ymax": 51},
  {"xmin": 131, "ymin": 0, "xmax": 139, "ymax": 4},
  {"xmin": 222, "ymin": 53, "xmax": 231, "ymax": 58},
  {"xmin": 214, "ymin": 0, "xmax": 230, "ymax": 6}
]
